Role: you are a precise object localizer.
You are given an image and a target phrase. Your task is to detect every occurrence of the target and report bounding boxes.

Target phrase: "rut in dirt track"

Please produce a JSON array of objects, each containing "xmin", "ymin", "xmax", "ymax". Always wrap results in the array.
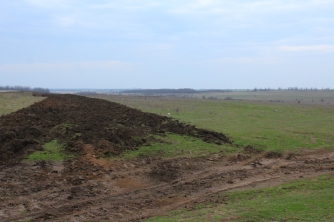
[
  {"xmin": 0, "ymin": 94, "xmax": 231, "ymax": 164},
  {"xmin": 1, "ymin": 148, "xmax": 334, "ymax": 222}
]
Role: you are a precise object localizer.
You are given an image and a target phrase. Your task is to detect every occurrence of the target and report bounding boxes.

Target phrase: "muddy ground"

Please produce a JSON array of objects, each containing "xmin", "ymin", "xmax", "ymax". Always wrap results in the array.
[
  {"xmin": 1, "ymin": 147, "xmax": 334, "ymax": 222},
  {"xmin": 1, "ymin": 95, "xmax": 334, "ymax": 221}
]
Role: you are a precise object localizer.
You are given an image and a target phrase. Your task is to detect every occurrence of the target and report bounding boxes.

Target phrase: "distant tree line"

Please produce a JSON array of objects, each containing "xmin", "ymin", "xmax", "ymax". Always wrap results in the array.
[
  {"xmin": 122, "ymin": 88, "xmax": 197, "ymax": 94},
  {"xmin": 122, "ymin": 88, "xmax": 233, "ymax": 94},
  {"xmin": 251, "ymin": 87, "xmax": 332, "ymax": 91},
  {"xmin": 0, "ymin": 85, "xmax": 50, "ymax": 93},
  {"xmin": 200, "ymin": 89, "xmax": 233, "ymax": 93}
]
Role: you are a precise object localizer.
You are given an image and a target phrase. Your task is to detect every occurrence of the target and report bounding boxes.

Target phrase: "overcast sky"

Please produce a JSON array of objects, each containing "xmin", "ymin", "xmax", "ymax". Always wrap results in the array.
[{"xmin": 1, "ymin": 0, "xmax": 334, "ymax": 89}]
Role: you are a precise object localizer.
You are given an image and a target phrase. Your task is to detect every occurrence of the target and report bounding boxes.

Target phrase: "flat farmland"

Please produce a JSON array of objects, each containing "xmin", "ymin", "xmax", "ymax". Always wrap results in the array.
[
  {"xmin": 0, "ymin": 92, "xmax": 45, "ymax": 116},
  {"xmin": 1, "ymin": 91, "xmax": 334, "ymax": 222}
]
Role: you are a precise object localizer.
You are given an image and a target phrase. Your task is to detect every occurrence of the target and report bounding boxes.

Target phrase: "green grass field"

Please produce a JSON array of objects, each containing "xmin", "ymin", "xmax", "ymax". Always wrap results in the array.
[
  {"xmin": 0, "ymin": 92, "xmax": 45, "ymax": 115},
  {"xmin": 192, "ymin": 90, "xmax": 334, "ymax": 105},
  {"xmin": 95, "ymin": 91, "xmax": 334, "ymax": 154}
]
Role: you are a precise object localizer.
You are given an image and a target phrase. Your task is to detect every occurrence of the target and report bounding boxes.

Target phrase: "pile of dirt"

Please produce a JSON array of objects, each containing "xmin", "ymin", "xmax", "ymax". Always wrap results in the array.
[{"xmin": 0, "ymin": 94, "xmax": 231, "ymax": 164}]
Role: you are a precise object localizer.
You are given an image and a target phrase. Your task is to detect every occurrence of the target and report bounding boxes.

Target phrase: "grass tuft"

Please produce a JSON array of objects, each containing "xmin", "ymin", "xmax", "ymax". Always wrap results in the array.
[{"xmin": 27, "ymin": 139, "xmax": 73, "ymax": 161}]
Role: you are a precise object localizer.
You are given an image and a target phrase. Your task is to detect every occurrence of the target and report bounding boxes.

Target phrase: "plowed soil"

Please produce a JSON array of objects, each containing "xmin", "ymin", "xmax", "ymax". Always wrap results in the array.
[{"xmin": 1, "ymin": 94, "xmax": 334, "ymax": 222}]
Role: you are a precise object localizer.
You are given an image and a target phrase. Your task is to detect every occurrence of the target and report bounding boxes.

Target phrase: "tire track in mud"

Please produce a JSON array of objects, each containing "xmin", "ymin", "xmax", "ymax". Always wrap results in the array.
[
  {"xmin": 2, "ymin": 150, "xmax": 334, "ymax": 222},
  {"xmin": 125, "ymin": 153, "xmax": 334, "ymax": 221}
]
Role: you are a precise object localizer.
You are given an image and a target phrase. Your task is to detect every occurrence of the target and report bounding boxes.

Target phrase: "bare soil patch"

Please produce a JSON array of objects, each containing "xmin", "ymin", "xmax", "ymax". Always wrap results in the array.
[{"xmin": 1, "ymin": 148, "xmax": 334, "ymax": 222}]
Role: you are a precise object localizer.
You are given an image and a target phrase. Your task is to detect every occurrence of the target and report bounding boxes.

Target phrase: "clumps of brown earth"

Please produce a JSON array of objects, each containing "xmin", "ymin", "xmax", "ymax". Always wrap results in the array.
[
  {"xmin": 226, "ymin": 145, "xmax": 262, "ymax": 163},
  {"xmin": 149, "ymin": 160, "xmax": 181, "ymax": 182},
  {"xmin": 0, "ymin": 94, "xmax": 231, "ymax": 164}
]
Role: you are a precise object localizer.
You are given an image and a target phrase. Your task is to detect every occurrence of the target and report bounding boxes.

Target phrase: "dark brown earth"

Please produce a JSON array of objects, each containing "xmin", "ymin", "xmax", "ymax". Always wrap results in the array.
[
  {"xmin": 0, "ymin": 94, "xmax": 230, "ymax": 164},
  {"xmin": 1, "ymin": 95, "xmax": 334, "ymax": 222}
]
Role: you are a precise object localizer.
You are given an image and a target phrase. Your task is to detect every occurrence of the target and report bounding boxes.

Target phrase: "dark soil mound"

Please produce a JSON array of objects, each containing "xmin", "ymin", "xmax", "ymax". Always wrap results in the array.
[{"xmin": 0, "ymin": 94, "xmax": 231, "ymax": 164}]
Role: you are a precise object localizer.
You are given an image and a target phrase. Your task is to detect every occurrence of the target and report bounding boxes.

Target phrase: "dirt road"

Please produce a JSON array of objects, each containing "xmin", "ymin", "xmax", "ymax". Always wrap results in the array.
[{"xmin": 1, "ymin": 147, "xmax": 334, "ymax": 222}]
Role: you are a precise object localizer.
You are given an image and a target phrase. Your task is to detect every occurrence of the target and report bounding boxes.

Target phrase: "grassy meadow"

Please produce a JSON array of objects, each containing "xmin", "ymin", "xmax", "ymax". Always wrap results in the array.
[
  {"xmin": 192, "ymin": 90, "xmax": 334, "ymax": 105},
  {"xmin": 94, "ymin": 91, "xmax": 334, "ymax": 154},
  {"xmin": 0, "ymin": 91, "xmax": 45, "ymax": 116}
]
